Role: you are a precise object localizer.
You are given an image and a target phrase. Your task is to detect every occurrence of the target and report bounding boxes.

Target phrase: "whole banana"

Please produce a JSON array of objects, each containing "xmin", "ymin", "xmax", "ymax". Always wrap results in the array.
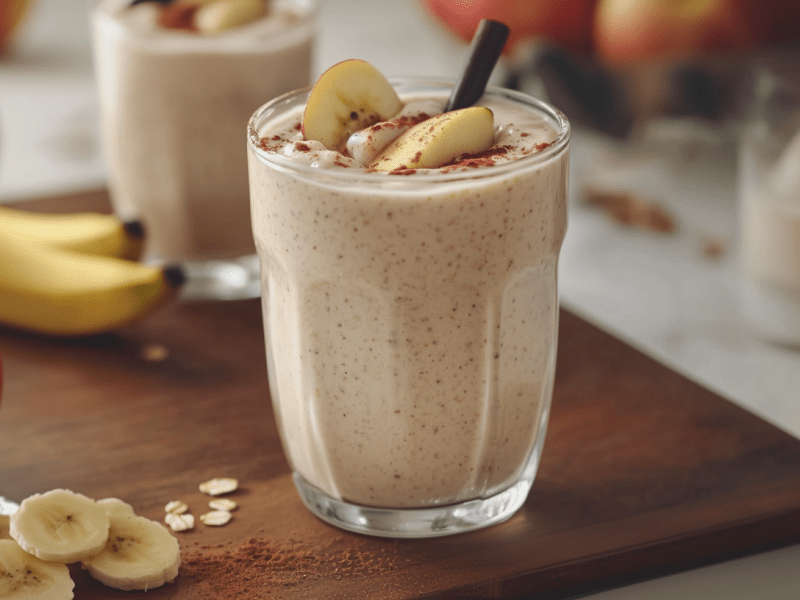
[
  {"xmin": 0, "ymin": 204, "xmax": 145, "ymax": 260},
  {"xmin": 0, "ymin": 227, "xmax": 184, "ymax": 336}
]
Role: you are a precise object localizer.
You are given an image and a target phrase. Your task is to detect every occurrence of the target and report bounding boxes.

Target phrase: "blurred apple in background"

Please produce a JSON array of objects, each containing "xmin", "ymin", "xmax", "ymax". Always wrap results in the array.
[
  {"xmin": 594, "ymin": 0, "xmax": 750, "ymax": 65},
  {"xmin": 419, "ymin": 0, "xmax": 596, "ymax": 56},
  {"xmin": 0, "ymin": 0, "xmax": 32, "ymax": 56},
  {"xmin": 593, "ymin": 0, "xmax": 800, "ymax": 65},
  {"xmin": 418, "ymin": 0, "xmax": 800, "ymax": 65}
]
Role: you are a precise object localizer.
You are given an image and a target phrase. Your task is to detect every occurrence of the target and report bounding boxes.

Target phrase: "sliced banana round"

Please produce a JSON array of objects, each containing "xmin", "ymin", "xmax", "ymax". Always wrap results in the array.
[
  {"xmin": 82, "ymin": 510, "xmax": 181, "ymax": 591},
  {"xmin": 0, "ymin": 539, "xmax": 75, "ymax": 600},
  {"xmin": 9, "ymin": 489, "xmax": 110, "ymax": 564},
  {"xmin": 96, "ymin": 498, "xmax": 137, "ymax": 520},
  {"xmin": 302, "ymin": 59, "xmax": 404, "ymax": 153}
]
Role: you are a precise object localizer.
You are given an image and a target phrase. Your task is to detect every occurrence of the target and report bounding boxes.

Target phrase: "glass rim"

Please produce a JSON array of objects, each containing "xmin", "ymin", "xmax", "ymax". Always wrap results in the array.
[{"xmin": 247, "ymin": 77, "xmax": 571, "ymax": 185}]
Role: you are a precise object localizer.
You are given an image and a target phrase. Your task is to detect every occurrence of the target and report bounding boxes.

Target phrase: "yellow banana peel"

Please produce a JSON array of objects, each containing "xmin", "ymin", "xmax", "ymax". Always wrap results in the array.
[
  {"xmin": 0, "ymin": 227, "xmax": 184, "ymax": 337},
  {"xmin": 0, "ymin": 205, "xmax": 145, "ymax": 261}
]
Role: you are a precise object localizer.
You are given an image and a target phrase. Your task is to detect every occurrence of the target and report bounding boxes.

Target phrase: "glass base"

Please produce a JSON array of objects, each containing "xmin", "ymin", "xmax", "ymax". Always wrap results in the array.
[
  {"xmin": 180, "ymin": 254, "xmax": 261, "ymax": 301},
  {"xmin": 292, "ymin": 473, "xmax": 533, "ymax": 538}
]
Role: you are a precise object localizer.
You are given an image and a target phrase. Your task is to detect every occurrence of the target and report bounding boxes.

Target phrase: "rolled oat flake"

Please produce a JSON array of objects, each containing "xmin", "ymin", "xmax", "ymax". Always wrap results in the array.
[
  {"xmin": 199, "ymin": 477, "xmax": 239, "ymax": 496},
  {"xmin": 200, "ymin": 477, "xmax": 239, "ymax": 496},
  {"xmin": 200, "ymin": 510, "xmax": 232, "ymax": 526}
]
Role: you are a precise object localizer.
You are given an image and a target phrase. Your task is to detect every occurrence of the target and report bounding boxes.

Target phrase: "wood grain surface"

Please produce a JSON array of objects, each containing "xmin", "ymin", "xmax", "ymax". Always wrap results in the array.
[{"xmin": 2, "ymin": 191, "xmax": 800, "ymax": 599}]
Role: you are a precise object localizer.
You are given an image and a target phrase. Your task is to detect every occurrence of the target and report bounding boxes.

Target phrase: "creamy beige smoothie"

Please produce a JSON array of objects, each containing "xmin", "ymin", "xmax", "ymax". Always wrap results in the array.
[
  {"xmin": 248, "ymin": 80, "xmax": 569, "ymax": 536},
  {"xmin": 92, "ymin": 0, "xmax": 315, "ymax": 297}
]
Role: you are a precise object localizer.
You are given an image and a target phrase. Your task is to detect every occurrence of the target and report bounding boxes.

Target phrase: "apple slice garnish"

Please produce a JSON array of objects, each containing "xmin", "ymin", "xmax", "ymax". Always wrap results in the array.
[
  {"xmin": 302, "ymin": 59, "xmax": 404, "ymax": 153},
  {"xmin": 368, "ymin": 106, "xmax": 495, "ymax": 171}
]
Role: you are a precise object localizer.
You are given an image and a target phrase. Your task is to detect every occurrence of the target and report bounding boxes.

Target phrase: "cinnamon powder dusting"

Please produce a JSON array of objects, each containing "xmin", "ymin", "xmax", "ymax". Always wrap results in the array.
[
  {"xmin": 372, "ymin": 113, "xmax": 431, "ymax": 132},
  {"xmin": 441, "ymin": 144, "xmax": 513, "ymax": 171},
  {"xmin": 182, "ymin": 536, "xmax": 410, "ymax": 598}
]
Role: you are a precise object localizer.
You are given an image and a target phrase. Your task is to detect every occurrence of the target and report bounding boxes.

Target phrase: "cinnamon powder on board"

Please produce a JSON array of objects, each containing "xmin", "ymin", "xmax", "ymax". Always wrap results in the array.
[{"xmin": 182, "ymin": 536, "xmax": 410, "ymax": 599}]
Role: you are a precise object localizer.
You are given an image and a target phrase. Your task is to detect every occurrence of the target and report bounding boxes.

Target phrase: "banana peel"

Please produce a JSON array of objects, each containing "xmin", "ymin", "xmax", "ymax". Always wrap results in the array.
[
  {"xmin": 0, "ymin": 204, "xmax": 145, "ymax": 260},
  {"xmin": 0, "ymin": 226, "xmax": 184, "ymax": 337}
]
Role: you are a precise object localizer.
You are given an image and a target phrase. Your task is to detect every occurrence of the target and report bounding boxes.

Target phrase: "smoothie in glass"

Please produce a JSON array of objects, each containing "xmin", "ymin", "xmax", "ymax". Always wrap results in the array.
[
  {"xmin": 247, "ymin": 75, "xmax": 569, "ymax": 537},
  {"xmin": 92, "ymin": 0, "xmax": 316, "ymax": 299}
]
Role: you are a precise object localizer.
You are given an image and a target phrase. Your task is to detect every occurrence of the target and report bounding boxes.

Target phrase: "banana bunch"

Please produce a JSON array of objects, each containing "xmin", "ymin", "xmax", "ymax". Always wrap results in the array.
[
  {"xmin": 1, "ymin": 489, "xmax": 181, "ymax": 598},
  {"xmin": 0, "ymin": 205, "xmax": 184, "ymax": 336}
]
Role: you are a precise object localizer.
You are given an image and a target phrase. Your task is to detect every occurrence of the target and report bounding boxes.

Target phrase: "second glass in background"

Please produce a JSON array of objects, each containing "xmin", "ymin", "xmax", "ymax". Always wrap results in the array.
[
  {"xmin": 739, "ymin": 60, "xmax": 800, "ymax": 345},
  {"xmin": 91, "ymin": 0, "xmax": 316, "ymax": 300}
]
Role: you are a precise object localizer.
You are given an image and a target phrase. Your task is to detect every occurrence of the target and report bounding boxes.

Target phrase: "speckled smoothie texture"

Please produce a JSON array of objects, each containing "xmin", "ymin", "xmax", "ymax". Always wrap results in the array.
[{"xmin": 248, "ymin": 86, "xmax": 568, "ymax": 509}]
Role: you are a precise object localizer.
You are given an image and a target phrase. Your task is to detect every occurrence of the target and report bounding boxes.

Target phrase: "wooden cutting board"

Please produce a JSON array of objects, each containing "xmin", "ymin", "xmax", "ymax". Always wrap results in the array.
[{"xmin": 2, "ymin": 190, "xmax": 800, "ymax": 599}]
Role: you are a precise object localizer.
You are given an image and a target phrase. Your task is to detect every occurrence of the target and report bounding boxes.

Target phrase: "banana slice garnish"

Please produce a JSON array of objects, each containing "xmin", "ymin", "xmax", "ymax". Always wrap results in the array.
[
  {"xmin": 0, "ymin": 539, "xmax": 75, "ymax": 600},
  {"xmin": 9, "ymin": 489, "xmax": 110, "ymax": 564},
  {"xmin": 82, "ymin": 501, "xmax": 181, "ymax": 592}
]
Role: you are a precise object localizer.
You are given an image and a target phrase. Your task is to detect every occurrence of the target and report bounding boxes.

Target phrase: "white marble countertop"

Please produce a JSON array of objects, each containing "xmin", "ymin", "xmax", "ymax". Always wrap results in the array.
[{"xmin": 2, "ymin": 1, "xmax": 800, "ymax": 598}]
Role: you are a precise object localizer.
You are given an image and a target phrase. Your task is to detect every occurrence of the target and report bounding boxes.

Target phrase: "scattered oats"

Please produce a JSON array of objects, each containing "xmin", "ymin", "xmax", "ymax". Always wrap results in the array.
[
  {"xmin": 142, "ymin": 344, "xmax": 169, "ymax": 362},
  {"xmin": 165, "ymin": 500, "xmax": 189, "ymax": 515},
  {"xmin": 199, "ymin": 477, "xmax": 239, "ymax": 496},
  {"xmin": 209, "ymin": 498, "xmax": 237, "ymax": 512},
  {"xmin": 200, "ymin": 510, "xmax": 232, "ymax": 526},
  {"xmin": 165, "ymin": 512, "xmax": 195, "ymax": 532}
]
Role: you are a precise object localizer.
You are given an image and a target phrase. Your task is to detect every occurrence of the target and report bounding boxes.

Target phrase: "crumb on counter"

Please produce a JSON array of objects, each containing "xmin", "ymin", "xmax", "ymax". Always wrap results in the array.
[{"xmin": 583, "ymin": 186, "xmax": 677, "ymax": 234}]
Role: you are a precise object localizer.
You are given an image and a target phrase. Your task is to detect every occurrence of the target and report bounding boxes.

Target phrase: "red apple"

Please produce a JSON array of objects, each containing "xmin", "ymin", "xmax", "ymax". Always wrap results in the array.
[
  {"xmin": 593, "ymin": 0, "xmax": 754, "ymax": 65},
  {"xmin": 420, "ymin": 0, "xmax": 800, "ymax": 66},
  {"xmin": 0, "ymin": 0, "xmax": 32, "ymax": 55},
  {"xmin": 593, "ymin": 0, "xmax": 800, "ymax": 65},
  {"xmin": 418, "ymin": 0, "xmax": 596, "ymax": 54}
]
